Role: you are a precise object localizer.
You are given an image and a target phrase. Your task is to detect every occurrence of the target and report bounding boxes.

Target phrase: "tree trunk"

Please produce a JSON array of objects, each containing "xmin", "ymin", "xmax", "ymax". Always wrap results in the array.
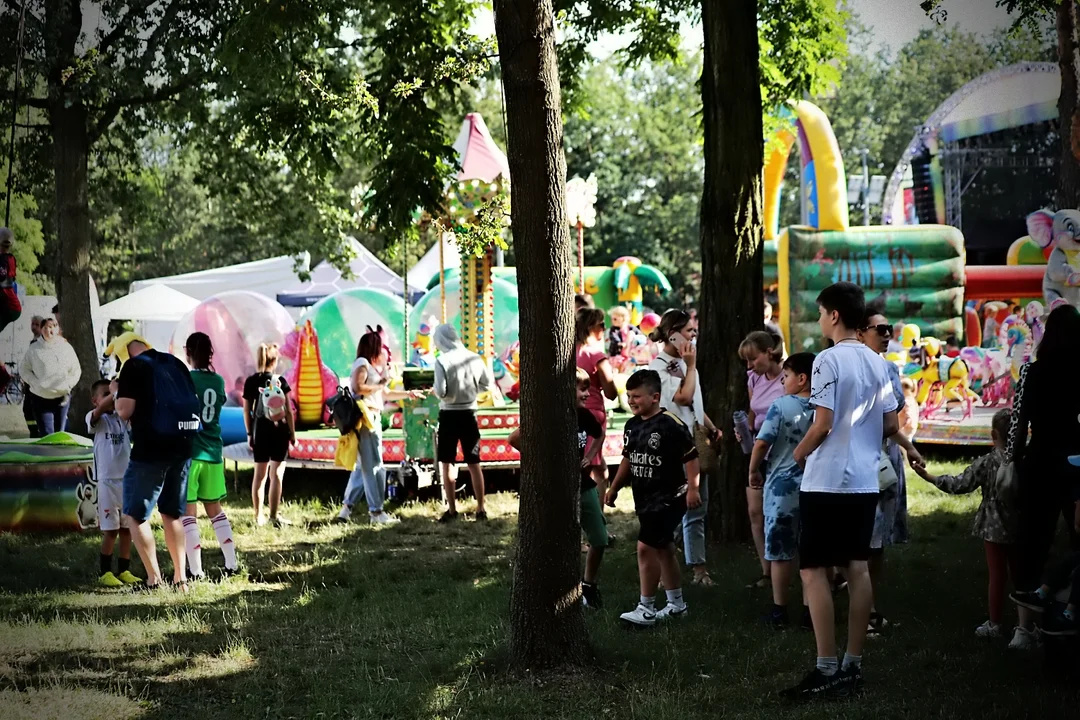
[
  {"xmin": 698, "ymin": 0, "xmax": 764, "ymax": 542},
  {"xmin": 494, "ymin": 0, "xmax": 589, "ymax": 668},
  {"xmin": 1057, "ymin": 0, "xmax": 1080, "ymax": 207},
  {"xmin": 47, "ymin": 0, "xmax": 97, "ymax": 434}
]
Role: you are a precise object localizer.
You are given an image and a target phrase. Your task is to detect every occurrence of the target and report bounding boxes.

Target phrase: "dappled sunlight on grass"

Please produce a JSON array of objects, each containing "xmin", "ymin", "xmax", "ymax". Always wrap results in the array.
[{"xmin": 0, "ymin": 687, "xmax": 145, "ymax": 720}]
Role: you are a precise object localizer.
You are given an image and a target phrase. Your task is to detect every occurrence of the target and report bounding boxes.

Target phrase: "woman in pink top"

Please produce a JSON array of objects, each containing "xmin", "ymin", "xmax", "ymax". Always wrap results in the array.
[
  {"xmin": 738, "ymin": 330, "xmax": 784, "ymax": 589},
  {"xmin": 576, "ymin": 308, "xmax": 619, "ymax": 496}
]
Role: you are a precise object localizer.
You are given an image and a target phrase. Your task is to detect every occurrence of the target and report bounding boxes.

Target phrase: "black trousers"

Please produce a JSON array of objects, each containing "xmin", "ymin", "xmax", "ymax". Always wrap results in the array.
[
  {"xmin": 1045, "ymin": 551, "xmax": 1080, "ymax": 606},
  {"xmin": 1015, "ymin": 458, "xmax": 1080, "ymax": 589}
]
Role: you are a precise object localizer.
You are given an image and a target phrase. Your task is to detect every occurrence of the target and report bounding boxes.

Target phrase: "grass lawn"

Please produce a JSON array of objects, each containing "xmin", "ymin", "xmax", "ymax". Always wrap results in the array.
[{"xmin": 1, "ymin": 457, "xmax": 1078, "ymax": 719}]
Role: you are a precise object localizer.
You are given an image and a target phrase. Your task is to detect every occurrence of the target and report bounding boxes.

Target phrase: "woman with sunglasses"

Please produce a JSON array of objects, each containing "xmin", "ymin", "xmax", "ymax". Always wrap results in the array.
[{"xmin": 858, "ymin": 305, "xmax": 923, "ymax": 636}]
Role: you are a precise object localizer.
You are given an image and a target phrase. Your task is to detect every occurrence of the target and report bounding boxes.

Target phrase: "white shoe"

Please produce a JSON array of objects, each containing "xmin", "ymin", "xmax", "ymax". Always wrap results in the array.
[
  {"xmin": 369, "ymin": 511, "xmax": 400, "ymax": 525},
  {"xmin": 1008, "ymin": 626, "xmax": 1042, "ymax": 650},
  {"xmin": 975, "ymin": 620, "xmax": 1001, "ymax": 638},
  {"xmin": 619, "ymin": 603, "xmax": 658, "ymax": 627},
  {"xmin": 656, "ymin": 603, "xmax": 688, "ymax": 620},
  {"xmin": 336, "ymin": 506, "xmax": 352, "ymax": 522}
]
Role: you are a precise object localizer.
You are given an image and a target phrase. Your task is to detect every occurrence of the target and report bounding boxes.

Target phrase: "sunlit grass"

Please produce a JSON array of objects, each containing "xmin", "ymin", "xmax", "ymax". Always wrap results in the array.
[{"xmin": 0, "ymin": 458, "xmax": 1076, "ymax": 719}]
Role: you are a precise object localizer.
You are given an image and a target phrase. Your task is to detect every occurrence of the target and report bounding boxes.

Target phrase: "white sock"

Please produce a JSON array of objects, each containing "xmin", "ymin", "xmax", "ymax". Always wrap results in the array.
[
  {"xmin": 182, "ymin": 516, "xmax": 203, "ymax": 577},
  {"xmin": 665, "ymin": 588, "xmax": 685, "ymax": 608},
  {"xmin": 639, "ymin": 595, "xmax": 656, "ymax": 610},
  {"xmin": 211, "ymin": 512, "xmax": 238, "ymax": 570}
]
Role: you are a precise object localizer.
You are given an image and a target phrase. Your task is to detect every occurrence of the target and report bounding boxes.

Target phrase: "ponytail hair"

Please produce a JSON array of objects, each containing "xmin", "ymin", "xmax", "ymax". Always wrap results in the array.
[
  {"xmin": 575, "ymin": 308, "xmax": 606, "ymax": 349},
  {"xmin": 185, "ymin": 332, "xmax": 215, "ymax": 371},
  {"xmin": 650, "ymin": 309, "xmax": 691, "ymax": 344},
  {"xmin": 738, "ymin": 330, "xmax": 782, "ymax": 364},
  {"xmin": 256, "ymin": 343, "xmax": 279, "ymax": 372}
]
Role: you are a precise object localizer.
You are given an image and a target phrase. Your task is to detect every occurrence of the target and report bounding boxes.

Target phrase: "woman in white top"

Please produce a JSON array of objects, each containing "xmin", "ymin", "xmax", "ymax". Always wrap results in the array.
[
  {"xmin": 648, "ymin": 309, "xmax": 721, "ymax": 586},
  {"xmin": 338, "ymin": 328, "xmax": 422, "ymax": 524},
  {"xmin": 21, "ymin": 317, "xmax": 81, "ymax": 436}
]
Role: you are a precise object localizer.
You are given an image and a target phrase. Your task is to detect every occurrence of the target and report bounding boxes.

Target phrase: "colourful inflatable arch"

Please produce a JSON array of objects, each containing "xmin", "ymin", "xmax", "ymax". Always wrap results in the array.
[{"xmin": 763, "ymin": 101, "xmax": 967, "ymax": 350}]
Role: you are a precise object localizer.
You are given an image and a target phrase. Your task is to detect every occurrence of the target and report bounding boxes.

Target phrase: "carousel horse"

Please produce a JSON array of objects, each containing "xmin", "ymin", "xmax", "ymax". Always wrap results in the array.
[{"xmin": 905, "ymin": 337, "xmax": 975, "ymax": 421}]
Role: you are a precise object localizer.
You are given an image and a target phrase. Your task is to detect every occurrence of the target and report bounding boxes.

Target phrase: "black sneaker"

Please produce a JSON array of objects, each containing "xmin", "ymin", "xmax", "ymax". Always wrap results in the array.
[
  {"xmin": 1010, "ymin": 590, "xmax": 1051, "ymax": 613},
  {"xmin": 582, "ymin": 582, "xmax": 603, "ymax": 609},
  {"xmin": 779, "ymin": 668, "xmax": 845, "ymax": 703},
  {"xmin": 834, "ymin": 665, "xmax": 863, "ymax": 697},
  {"xmin": 1042, "ymin": 610, "xmax": 1079, "ymax": 636},
  {"xmin": 800, "ymin": 606, "xmax": 814, "ymax": 631},
  {"xmin": 474, "ymin": 511, "xmax": 488, "ymax": 521},
  {"xmin": 762, "ymin": 607, "xmax": 789, "ymax": 628},
  {"xmin": 438, "ymin": 510, "xmax": 459, "ymax": 524}
]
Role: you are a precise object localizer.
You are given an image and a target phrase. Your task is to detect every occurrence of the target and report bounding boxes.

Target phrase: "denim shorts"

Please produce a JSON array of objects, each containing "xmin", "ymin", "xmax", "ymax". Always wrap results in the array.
[{"xmin": 123, "ymin": 458, "xmax": 190, "ymax": 523}]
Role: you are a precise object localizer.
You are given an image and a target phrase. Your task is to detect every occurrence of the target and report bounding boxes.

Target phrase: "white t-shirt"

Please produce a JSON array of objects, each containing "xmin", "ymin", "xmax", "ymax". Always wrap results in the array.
[
  {"xmin": 648, "ymin": 352, "xmax": 704, "ymax": 428},
  {"xmin": 802, "ymin": 342, "xmax": 898, "ymax": 494},
  {"xmin": 85, "ymin": 410, "xmax": 130, "ymax": 481},
  {"xmin": 352, "ymin": 358, "xmax": 385, "ymax": 410}
]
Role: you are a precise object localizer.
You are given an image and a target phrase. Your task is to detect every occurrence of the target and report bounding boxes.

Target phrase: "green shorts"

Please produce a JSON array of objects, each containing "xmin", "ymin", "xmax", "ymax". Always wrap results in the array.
[
  {"xmin": 186, "ymin": 460, "xmax": 227, "ymax": 504},
  {"xmin": 580, "ymin": 487, "xmax": 609, "ymax": 549}
]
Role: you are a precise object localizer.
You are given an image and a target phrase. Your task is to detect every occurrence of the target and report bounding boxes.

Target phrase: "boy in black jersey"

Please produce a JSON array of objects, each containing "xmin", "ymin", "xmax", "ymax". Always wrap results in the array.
[{"xmin": 606, "ymin": 370, "xmax": 701, "ymax": 627}]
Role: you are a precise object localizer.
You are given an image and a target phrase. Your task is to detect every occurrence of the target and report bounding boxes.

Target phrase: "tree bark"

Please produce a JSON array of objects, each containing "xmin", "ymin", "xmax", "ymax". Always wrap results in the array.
[
  {"xmin": 494, "ymin": 0, "xmax": 589, "ymax": 668},
  {"xmin": 699, "ymin": 0, "xmax": 764, "ymax": 542},
  {"xmin": 47, "ymin": 0, "xmax": 97, "ymax": 433},
  {"xmin": 1057, "ymin": 0, "xmax": 1080, "ymax": 207}
]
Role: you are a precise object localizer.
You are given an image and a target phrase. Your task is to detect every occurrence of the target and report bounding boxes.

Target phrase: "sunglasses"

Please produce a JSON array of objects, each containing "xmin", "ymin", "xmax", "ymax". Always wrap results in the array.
[{"xmin": 862, "ymin": 324, "xmax": 892, "ymax": 337}]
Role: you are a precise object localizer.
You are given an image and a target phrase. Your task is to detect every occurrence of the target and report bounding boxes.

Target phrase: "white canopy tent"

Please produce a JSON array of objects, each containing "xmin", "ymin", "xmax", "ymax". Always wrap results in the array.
[
  {"xmin": 98, "ymin": 284, "xmax": 201, "ymax": 352},
  {"xmin": 129, "ymin": 253, "xmax": 310, "ymax": 303},
  {"xmin": 407, "ymin": 233, "xmax": 461, "ymax": 292}
]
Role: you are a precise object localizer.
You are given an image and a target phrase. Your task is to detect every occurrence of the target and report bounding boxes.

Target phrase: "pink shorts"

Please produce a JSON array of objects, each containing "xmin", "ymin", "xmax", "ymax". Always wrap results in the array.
[{"xmin": 586, "ymin": 408, "xmax": 607, "ymax": 467}]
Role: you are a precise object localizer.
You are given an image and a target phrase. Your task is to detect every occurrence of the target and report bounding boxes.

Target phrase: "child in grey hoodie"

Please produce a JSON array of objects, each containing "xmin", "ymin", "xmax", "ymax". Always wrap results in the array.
[{"xmin": 433, "ymin": 324, "xmax": 492, "ymax": 522}]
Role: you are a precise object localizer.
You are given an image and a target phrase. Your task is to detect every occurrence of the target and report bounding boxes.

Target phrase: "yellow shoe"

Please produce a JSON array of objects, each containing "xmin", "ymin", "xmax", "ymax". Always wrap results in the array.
[
  {"xmin": 117, "ymin": 571, "xmax": 142, "ymax": 585},
  {"xmin": 98, "ymin": 571, "xmax": 123, "ymax": 588}
]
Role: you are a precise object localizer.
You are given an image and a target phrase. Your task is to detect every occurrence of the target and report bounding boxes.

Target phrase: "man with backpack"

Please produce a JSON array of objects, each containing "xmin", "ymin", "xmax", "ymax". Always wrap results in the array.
[{"xmin": 114, "ymin": 336, "xmax": 200, "ymax": 590}]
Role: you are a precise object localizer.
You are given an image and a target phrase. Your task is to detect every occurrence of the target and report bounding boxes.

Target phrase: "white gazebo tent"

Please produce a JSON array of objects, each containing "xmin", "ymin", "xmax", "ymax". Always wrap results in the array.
[{"xmin": 98, "ymin": 284, "xmax": 201, "ymax": 352}]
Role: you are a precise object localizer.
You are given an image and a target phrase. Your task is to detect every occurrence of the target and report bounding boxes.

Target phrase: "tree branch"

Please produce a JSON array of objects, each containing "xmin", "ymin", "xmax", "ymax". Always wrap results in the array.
[
  {"xmin": 96, "ymin": 0, "xmax": 158, "ymax": 57},
  {"xmin": 0, "ymin": 90, "xmax": 49, "ymax": 109},
  {"xmin": 89, "ymin": 75, "xmax": 202, "ymax": 143},
  {"xmin": 0, "ymin": 0, "xmax": 44, "ymax": 35}
]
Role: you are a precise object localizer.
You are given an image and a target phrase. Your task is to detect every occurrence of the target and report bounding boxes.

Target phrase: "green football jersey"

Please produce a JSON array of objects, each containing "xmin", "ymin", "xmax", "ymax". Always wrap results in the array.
[{"xmin": 191, "ymin": 369, "xmax": 226, "ymax": 463}]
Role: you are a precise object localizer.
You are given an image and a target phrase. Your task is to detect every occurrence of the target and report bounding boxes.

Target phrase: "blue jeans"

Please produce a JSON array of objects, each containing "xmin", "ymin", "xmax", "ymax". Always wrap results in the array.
[
  {"xmin": 123, "ymin": 458, "xmax": 190, "ymax": 523},
  {"xmin": 31, "ymin": 393, "xmax": 69, "ymax": 437},
  {"xmin": 676, "ymin": 471, "xmax": 710, "ymax": 566},
  {"xmin": 344, "ymin": 426, "xmax": 385, "ymax": 513}
]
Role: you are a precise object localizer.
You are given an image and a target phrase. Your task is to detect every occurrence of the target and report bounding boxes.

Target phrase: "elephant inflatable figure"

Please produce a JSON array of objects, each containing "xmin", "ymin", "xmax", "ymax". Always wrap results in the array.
[{"xmin": 1026, "ymin": 208, "xmax": 1080, "ymax": 308}]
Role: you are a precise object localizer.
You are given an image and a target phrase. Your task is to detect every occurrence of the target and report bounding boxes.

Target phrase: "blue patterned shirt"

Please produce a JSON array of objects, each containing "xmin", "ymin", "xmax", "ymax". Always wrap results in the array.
[{"xmin": 756, "ymin": 394, "xmax": 814, "ymax": 516}]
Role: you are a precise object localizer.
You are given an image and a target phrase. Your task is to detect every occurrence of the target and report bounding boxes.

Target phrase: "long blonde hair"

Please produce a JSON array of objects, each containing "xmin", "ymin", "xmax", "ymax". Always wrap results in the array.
[{"xmin": 256, "ymin": 343, "xmax": 279, "ymax": 372}]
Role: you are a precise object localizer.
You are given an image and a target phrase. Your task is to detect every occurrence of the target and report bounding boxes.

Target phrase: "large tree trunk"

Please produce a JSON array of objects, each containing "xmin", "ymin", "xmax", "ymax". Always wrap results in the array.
[
  {"xmin": 494, "ymin": 0, "xmax": 589, "ymax": 668},
  {"xmin": 47, "ymin": 0, "xmax": 97, "ymax": 434},
  {"xmin": 698, "ymin": 0, "xmax": 764, "ymax": 542},
  {"xmin": 1058, "ymin": 0, "xmax": 1080, "ymax": 207}
]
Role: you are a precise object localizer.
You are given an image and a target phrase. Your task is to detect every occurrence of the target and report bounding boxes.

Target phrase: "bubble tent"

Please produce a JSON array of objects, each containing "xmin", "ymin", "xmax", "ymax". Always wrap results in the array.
[
  {"xmin": 409, "ymin": 275, "xmax": 520, "ymax": 358},
  {"xmin": 299, "ymin": 287, "xmax": 409, "ymax": 380},
  {"xmin": 169, "ymin": 291, "xmax": 295, "ymax": 400}
]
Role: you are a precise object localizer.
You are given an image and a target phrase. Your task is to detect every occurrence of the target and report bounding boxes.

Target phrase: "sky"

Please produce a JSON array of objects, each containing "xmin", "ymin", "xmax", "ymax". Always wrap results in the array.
[{"xmin": 474, "ymin": 1, "xmax": 1018, "ymax": 57}]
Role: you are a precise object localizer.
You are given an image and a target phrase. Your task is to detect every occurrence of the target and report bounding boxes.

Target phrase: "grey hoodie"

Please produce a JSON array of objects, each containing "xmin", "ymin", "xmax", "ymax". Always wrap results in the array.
[{"xmin": 433, "ymin": 324, "xmax": 492, "ymax": 411}]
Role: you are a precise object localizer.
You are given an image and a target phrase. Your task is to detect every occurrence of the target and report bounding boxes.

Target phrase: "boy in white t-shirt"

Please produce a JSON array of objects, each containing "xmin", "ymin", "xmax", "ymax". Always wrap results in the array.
[
  {"xmin": 86, "ymin": 380, "xmax": 140, "ymax": 588},
  {"xmin": 783, "ymin": 282, "xmax": 898, "ymax": 703}
]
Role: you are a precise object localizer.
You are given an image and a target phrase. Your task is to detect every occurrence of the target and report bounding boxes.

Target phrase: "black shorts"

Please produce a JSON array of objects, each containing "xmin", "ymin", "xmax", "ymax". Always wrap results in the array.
[
  {"xmin": 798, "ymin": 491, "xmax": 878, "ymax": 570},
  {"xmin": 437, "ymin": 409, "xmax": 482, "ymax": 464},
  {"xmin": 637, "ymin": 500, "xmax": 687, "ymax": 550},
  {"xmin": 253, "ymin": 420, "xmax": 290, "ymax": 463}
]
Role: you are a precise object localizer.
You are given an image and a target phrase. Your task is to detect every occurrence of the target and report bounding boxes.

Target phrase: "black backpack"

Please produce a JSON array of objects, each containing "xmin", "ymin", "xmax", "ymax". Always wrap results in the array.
[{"xmin": 326, "ymin": 386, "xmax": 362, "ymax": 436}]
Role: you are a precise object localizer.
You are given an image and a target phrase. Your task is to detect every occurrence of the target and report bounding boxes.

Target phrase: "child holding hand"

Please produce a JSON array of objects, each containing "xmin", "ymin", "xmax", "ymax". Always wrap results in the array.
[
  {"xmin": 912, "ymin": 409, "xmax": 1016, "ymax": 638},
  {"xmin": 749, "ymin": 352, "xmax": 815, "ymax": 627}
]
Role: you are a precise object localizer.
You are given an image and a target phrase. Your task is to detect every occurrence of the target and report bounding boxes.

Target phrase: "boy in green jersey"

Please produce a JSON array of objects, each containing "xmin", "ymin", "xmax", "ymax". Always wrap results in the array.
[{"xmin": 182, "ymin": 333, "xmax": 238, "ymax": 578}]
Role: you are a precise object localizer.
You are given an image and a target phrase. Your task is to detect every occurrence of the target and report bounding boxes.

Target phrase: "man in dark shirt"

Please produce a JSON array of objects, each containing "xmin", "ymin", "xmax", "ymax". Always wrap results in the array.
[
  {"xmin": 606, "ymin": 369, "xmax": 700, "ymax": 627},
  {"xmin": 115, "ymin": 337, "xmax": 195, "ymax": 589}
]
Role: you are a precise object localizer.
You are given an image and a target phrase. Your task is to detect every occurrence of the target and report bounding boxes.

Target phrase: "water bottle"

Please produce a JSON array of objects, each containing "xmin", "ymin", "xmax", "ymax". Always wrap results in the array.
[{"xmin": 733, "ymin": 411, "xmax": 754, "ymax": 455}]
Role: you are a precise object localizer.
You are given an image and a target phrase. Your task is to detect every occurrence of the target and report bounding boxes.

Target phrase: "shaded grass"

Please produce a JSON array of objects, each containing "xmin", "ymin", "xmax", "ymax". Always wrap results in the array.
[{"xmin": 0, "ymin": 457, "xmax": 1078, "ymax": 719}]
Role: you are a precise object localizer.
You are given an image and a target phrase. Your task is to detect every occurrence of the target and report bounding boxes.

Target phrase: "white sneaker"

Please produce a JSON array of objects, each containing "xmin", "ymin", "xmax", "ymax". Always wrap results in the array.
[
  {"xmin": 369, "ymin": 511, "xmax": 400, "ymax": 525},
  {"xmin": 1008, "ymin": 626, "xmax": 1042, "ymax": 650},
  {"xmin": 975, "ymin": 620, "xmax": 1001, "ymax": 638},
  {"xmin": 656, "ymin": 603, "xmax": 689, "ymax": 620},
  {"xmin": 619, "ymin": 603, "xmax": 658, "ymax": 627},
  {"xmin": 336, "ymin": 506, "xmax": 352, "ymax": 522}
]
